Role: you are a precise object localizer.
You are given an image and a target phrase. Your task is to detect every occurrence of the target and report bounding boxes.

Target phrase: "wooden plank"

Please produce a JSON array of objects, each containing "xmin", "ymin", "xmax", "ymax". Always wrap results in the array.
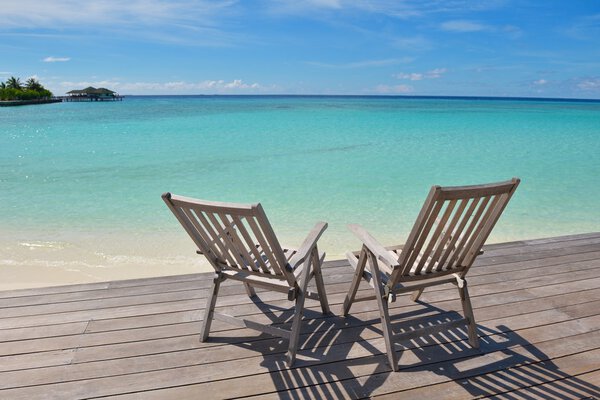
[
  {"xmin": 2, "ymin": 258, "xmax": 598, "ymax": 352},
  {"xmin": 479, "ymin": 369, "xmax": 600, "ymax": 399},
  {"xmin": 0, "ymin": 233, "xmax": 597, "ymax": 400},
  {"xmin": 47, "ymin": 322, "xmax": 600, "ymax": 400},
  {"xmin": 2, "ymin": 283, "xmax": 599, "ymax": 366},
  {"xmin": 2, "ymin": 296, "xmax": 598, "ymax": 391}
]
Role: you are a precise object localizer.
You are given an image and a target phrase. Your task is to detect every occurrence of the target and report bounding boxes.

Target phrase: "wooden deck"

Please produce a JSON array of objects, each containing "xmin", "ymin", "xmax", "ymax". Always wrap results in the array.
[{"xmin": 1, "ymin": 233, "xmax": 599, "ymax": 399}]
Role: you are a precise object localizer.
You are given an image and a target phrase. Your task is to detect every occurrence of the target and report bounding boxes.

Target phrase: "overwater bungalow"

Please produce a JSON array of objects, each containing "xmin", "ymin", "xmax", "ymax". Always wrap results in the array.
[{"xmin": 64, "ymin": 86, "xmax": 123, "ymax": 101}]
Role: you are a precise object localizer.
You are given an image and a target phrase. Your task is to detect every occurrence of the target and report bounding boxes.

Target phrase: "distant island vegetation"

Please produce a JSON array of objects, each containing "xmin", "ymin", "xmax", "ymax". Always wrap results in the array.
[{"xmin": 0, "ymin": 76, "xmax": 53, "ymax": 101}]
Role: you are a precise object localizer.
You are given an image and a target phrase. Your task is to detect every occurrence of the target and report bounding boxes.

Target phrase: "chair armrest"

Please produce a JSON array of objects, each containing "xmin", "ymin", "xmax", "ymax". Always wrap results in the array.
[
  {"xmin": 287, "ymin": 222, "xmax": 328, "ymax": 271},
  {"xmin": 348, "ymin": 224, "xmax": 399, "ymax": 269}
]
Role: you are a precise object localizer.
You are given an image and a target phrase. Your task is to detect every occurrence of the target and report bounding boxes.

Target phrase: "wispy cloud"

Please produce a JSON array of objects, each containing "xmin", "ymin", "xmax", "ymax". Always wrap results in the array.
[
  {"xmin": 440, "ymin": 20, "xmax": 523, "ymax": 39},
  {"xmin": 533, "ymin": 79, "xmax": 547, "ymax": 86},
  {"xmin": 1, "ymin": 1, "xmax": 235, "ymax": 27},
  {"xmin": 564, "ymin": 13, "xmax": 600, "ymax": 41},
  {"xmin": 440, "ymin": 20, "xmax": 489, "ymax": 32},
  {"xmin": 0, "ymin": 0, "xmax": 240, "ymax": 46},
  {"xmin": 393, "ymin": 35, "xmax": 432, "ymax": 51},
  {"xmin": 43, "ymin": 56, "xmax": 70, "ymax": 62},
  {"xmin": 374, "ymin": 84, "xmax": 413, "ymax": 94},
  {"xmin": 266, "ymin": 0, "xmax": 509, "ymax": 19},
  {"xmin": 576, "ymin": 78, "xmax": 600, "ymax": 91},
  {"xmin": 395, "ymin": 68, "xmax": 447, "ymax": 81},
  {"xmin": 306, "ymin": 57, "xmax": 413, "ymax": 69}
]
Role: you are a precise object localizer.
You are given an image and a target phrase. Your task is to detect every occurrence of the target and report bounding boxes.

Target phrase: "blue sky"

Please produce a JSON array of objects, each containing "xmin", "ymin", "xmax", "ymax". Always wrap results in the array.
[{"xmin": 1, "ymin": 0, "xmax": 600, "ymax": 97}]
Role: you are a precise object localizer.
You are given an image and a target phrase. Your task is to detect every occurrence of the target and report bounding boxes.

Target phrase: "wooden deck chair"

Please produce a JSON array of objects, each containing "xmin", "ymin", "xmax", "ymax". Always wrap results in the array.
[
  {"xmin": 162, "ymin": 193, "xmax": 330, "ymax": 367},
  {"xmin": 342, "ymin": 178, "xmax": 520, "ymax": 371}
]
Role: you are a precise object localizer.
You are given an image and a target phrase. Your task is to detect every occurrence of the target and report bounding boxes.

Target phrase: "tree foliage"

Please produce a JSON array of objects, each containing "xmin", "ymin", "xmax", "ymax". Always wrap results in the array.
[{"xmin": 0, "ymin": 76, "xmax": 53, "ymax": 101}]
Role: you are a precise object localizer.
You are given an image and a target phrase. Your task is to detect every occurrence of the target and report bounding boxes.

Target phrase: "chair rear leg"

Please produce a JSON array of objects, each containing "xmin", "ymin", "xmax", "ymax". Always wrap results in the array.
[
  {"xmin": 458, "ymin": 279, "xmax": 480, "ymax": 349},
  {"xmin": 200, "ymin": 273, "xmax": 223, "ymax": 342},
  {"xmin": 311, "ymin": 248, "xmax": 330, "ymax": 314},
  {"xmin": 342, "ymin": 247, "xmax": 367, "ymax": 316},
  {"xmin": 368, "ymin": 253, "xmax": 399, "ymax": 371}
]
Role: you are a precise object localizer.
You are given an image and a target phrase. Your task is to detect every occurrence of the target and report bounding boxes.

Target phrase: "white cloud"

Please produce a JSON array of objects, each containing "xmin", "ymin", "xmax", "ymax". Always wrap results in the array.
[
  {"xmin": 395, "ymin": 68, "xmax": 446, "ymax": 80},
  {"xmin": 43, "ymin": 56, "xmax": 70, "ymax": 62},
  {"xmin": 58, "ymin": 79, "xmax": 263, "ymax": 94},
  {"xmin": 577, "ymin": 78, "xmax": 600, "ymax": 91},
  {"xmin": 374, "ymin": 84, "xmax": 413, "ymax": 94},
  {"xmin": 533, "ymin": 79, "xmax": 547, "ymax": 86},
  {"xmin": 396, "ymin": 72, "xmax": 423, "ymax": 81},
  {"xmin": 441, "ymin": 20, "xmax": 488, "ymax": 32}
]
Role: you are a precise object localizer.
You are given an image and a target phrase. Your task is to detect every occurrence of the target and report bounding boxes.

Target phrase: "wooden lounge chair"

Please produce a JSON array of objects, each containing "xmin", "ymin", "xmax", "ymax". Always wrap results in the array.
[
  {"xmin": 162, "ymin": 193, "xmax": 330, "ymax": 367},
  {"xmin": 342, "ymin": 178, "xmax": 520, "ymax": 371}
]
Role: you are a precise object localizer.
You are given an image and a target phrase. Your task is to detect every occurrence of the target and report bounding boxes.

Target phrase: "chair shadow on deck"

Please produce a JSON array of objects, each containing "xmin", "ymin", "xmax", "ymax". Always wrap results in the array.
[{"xmin": 209, "ymin": 295, "xmax": 600, "ymax": 399}]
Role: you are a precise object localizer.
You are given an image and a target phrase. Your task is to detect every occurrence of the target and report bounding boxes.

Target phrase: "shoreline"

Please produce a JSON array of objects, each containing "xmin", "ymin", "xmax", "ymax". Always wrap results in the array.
[
  {"xmin": 0, "ymin": 98, "xmax": 62, "ymax": 107},
  {"xmin": 1, "ymin": 229, "xmax": 593, "ymax": 291}
]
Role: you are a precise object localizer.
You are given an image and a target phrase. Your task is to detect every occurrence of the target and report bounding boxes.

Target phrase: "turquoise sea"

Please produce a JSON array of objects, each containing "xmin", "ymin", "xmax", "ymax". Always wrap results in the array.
[{"xmin": 1, "ymin": 96, "xmax": 599, "ymax": 281}]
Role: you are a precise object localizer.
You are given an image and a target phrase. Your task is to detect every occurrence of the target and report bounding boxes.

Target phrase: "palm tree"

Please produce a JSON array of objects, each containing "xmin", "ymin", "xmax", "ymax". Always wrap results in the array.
[
  {"xmin": 6, "ymin": 76, "xmax": 22, "ymax": 90},
  {"xmin": 26, "ymin": 77, "xmax": 43, "ymax": 91},
  {"xmin": 0, "ymin": 82, "xmax": 5, "ymax": 89}
]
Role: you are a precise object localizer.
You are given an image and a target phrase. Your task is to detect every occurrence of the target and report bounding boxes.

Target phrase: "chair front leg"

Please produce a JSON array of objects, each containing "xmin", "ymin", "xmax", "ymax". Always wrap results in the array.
[
  {"xmin": 411, "ymin": 288, "xmax": 424, "ymax": 302},
  {"xmin": 244, "ymin": 283, "xmax": 256, "ymax": 298},
  {"xmin": 368, "ymin": 252, "xmax": 399, "ymax": 371},
  {"xmin": 311, "ymin": 247, "xmax": 330, "ymax": 314},
  {"xmin": 458, "ymin": 278, "xmax": 480, "ymax": 349},
  {"xmin": 286, "ymin": 255, "xmax": 312, "ymax": 367},
  {"xmin": 342, "ymin": 246, "xmax": 368, "ymax": 316},
  {"xmin": 200, "ymin": 273, "xmax": 223, "ymax": 342}
]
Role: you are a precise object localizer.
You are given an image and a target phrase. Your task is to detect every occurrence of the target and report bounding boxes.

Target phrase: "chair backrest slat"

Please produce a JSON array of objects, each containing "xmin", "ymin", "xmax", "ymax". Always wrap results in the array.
[
  {"xmin": 401, "ymin": 198, "xmax": 445, "ymax": 272},
  {"xmin": 245, "ymin": 215, "xmax": 285, "ymax": 277},
  {"xmin": 163, "ymin": 193, "xmax": 295, "ymax": 285},
  {"xmin": 413, "ymin": 200, "xmax": 457, "ymax": 274},
  {"xmin": 436, "ymin": 197, "xmax": 479, "ymax": 269},
  {"xmin": 231, "ymin": 215, "xmax": 270, "ymax": 273},
  {"xmin": 201, "ymin": 210, "xmax": 247, "ymax": 269},
  {"xmin": 214, "ymin": 211, "xmax": 258, "ymax": 272},
  {"xmin": 424, "ymin": 198, "xmax": 467, "ymax": 274},
  {"xmin": 454, "ymin": 194, "xmax": 502, "ymax": 268},
  {"xmin": 445, "ymin": 195, "xmax": 491, "ymax": 270},
  {"xmin": 392, "ymin": 178, "xmax": 520, "ymax": 284}
]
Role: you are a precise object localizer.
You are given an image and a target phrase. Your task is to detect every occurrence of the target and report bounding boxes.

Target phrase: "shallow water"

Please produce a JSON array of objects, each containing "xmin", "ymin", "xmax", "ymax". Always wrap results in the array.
[{"xmin": 1, "ymin": 96, "xmax": 599, "ymax": 279}]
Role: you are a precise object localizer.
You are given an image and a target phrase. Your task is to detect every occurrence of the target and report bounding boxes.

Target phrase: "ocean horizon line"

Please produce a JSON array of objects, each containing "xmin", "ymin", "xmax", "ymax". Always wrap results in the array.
[{"xmin": 118, "ymin": 94, "xmax": 600, "ymax": 103}]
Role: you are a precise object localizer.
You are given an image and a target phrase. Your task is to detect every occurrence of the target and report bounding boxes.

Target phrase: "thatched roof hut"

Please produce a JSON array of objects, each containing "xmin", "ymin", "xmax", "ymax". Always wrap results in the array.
[{"xmin": 66, "ymin": 87, "xmax": 118, "ymax": 98}]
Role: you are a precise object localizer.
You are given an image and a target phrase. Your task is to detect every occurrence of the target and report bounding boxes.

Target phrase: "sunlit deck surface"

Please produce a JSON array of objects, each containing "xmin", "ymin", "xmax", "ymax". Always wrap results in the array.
[{"xmin": 1, "ymin": 233, "xmax": 599, "ymax": 399}]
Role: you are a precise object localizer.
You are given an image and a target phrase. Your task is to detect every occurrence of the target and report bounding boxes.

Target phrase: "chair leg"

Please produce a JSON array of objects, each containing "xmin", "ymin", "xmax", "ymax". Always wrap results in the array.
[
  {"xmin": 200, "ymin": 273, "xmax": 222, "ymax": 342},
  {"xmin": 342, "ymin": 247, "xmax": 367, "ymax": 316},
  {"xmin": 368, "ymin": 252, "xmax": 399, "ymax": 371},
  {"xmin": 286, "ymin": 287, "xmax": 307, "ymax": 367},
  {"xmin": 244, "ymin": 283, "xmax": 256, "ymax": 298},
  {"xmin": 311, "ymin": 248, "xmax": 330, "ymax": 314},
  {"xmin": 286, "ymin": 256, "xmax": 312, "ymax": 367},
  {"xmin": 411, "ymin": 288, "xmax": 424, "ymax": 302},
  {"xmin": 458, "ymin": 279, "xmax": 480, "ymax": 349}
]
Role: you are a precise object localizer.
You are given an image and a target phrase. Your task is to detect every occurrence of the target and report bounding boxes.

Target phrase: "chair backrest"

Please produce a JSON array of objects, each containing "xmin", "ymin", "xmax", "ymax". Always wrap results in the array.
[
  {"xmin": 163, "ymin": 193, "xmax": 296, "ymax": 286},
  {"xmin": 391, "ymin": 178, "xmax": 520, "ymax": 283}
]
